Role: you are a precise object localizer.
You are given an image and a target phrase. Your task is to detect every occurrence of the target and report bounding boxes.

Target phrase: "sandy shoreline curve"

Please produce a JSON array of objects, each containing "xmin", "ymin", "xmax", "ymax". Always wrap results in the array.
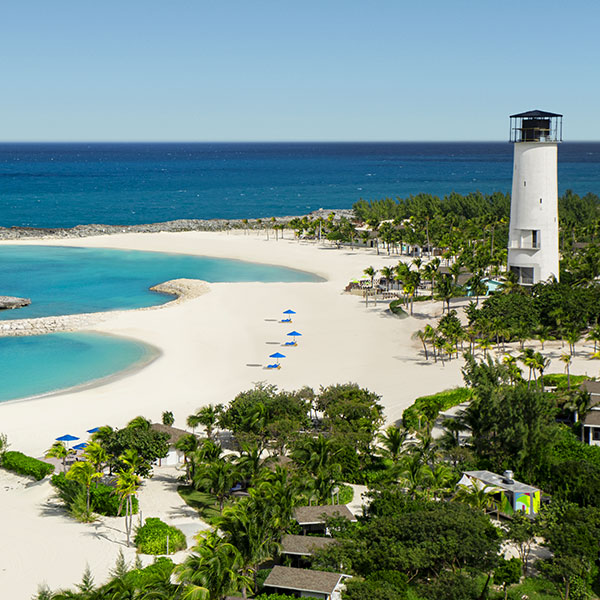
[{"xmin": 0, "ymin": 278, "xmax": 211, "ymax": 337}]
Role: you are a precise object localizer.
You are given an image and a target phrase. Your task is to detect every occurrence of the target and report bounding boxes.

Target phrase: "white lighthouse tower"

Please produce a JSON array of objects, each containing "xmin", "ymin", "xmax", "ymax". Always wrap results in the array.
[{"xmin": 508, "ymin": 109, "xmax": 562, "ymax": 285}]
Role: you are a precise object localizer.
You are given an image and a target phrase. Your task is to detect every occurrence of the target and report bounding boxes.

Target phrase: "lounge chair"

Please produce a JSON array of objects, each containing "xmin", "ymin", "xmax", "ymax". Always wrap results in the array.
[
  {"xmin": 283, "ymin": 341, "xmax": 297, "ymax": 346},
  {"xmin": 280, "ymin": 318, "xmax": 292, "ymax": 323},
  {"xmin": 266, "ymin": 363, "xmax": 280, "ymax": 369}
]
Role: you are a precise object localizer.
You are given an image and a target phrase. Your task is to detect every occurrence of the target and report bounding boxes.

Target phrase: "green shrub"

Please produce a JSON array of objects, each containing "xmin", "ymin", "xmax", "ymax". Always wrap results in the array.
[
  {"xmin": 402, "ymin": 388, "xmax": 471, "ymax": 430},
  {"xmin": 389, "ymin": 299, "xmax": 409, "ymax": 318},
  {"xmin": 541, "ymin": 373, "xmax": 590, "ymax": 389},
  {"xmin": 135, "ymin": 517, "xmax": 187, "ymax": 555},
  {"xmin": 344, "ymin": 577, "xmax": 407, "ymax": 600},
  {"xmin": 51, "ymin": 473, "xmax": 138, "ymax": 516},
  {"xmin": 1, "ymin": 451, "xmax": 54, "ymax": 480}
]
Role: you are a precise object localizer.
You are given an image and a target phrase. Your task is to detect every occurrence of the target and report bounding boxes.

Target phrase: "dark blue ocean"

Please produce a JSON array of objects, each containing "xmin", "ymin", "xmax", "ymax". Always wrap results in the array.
[{"xmin": 1, "ymin": 142, "xmax": 599, "ymax": 228}]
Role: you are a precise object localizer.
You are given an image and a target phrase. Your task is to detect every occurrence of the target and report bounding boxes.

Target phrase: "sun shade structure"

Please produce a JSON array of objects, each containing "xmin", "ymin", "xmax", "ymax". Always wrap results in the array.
[
  {"xmin": 73, "ymin": 443, "xmax": 88, "ymax": 451},
  {"xmin": 281, "ymin": 309, "xmax": 296, "ymax": 323},
  {"xmin": 285, "ymin": 331, "xmax": 302, "ymax": 346},
  {"xmin": 56, "ymin": 434, "xmax": 79, "ymax": 442},
  {"xmin": 269, "ymin": 352, "xmax": 286, "ymax": 363},
  {"xmin": 86, "ymin": 427, "xmax": 101, "ymax": 434}
]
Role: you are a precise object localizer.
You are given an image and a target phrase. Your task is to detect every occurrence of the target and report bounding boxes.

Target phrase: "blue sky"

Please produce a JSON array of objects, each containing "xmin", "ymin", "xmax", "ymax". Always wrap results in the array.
[{"xmin": 2, "ymin": 1, "xmax": 598, "ymax": 141}]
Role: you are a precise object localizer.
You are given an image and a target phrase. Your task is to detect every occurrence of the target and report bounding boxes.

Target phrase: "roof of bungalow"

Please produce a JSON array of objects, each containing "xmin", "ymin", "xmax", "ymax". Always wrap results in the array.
[
  {"xmin": 293, "ymin": 504, "xmax": 357, "ymax": 525},
  {"xmin": 580, "ymin": 380, "xmax": 600, "ymax": 405},
  {"xmin": 583, "ymin": 411, "xmax": 600, "ymax": 427},
  {"xmin": 462, "ymin": 470, "xmax": 539, "ymax": 495},
  {"xmin": 264, "ymin": 565, "xmax": 344, "ymax": 596},
  {"xmin": 150, "ymin": 423, "xmax": 191, "ymax": 445},
  {"xmin": 510, "ymin": 109, "xmax": 563, "ymax": 118},
  {"xmin": 281, "ymin": 534, "xmax": 337, "ymax": 556}
]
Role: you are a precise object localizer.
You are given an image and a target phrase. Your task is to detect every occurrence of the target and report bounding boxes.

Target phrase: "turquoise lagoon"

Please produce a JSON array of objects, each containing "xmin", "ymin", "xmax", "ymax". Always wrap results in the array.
[
  {"xmin": 0, "ymin": 332, "xmax": 156, "ymax": 402},
  {"xmin": 0, "ymin": 245, "xmax": 321, "ymax": 320},
  {"xmin": 0, "ymin": 246, "xmax": 320, "ymax": 401}
]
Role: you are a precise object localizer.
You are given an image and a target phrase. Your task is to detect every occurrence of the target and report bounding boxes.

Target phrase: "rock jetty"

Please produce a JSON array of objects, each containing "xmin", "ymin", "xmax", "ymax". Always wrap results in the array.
[
  {"xmin": 0, "ymin": 296, "xmax": 31, "ymax": 310},
  {"xmin": 0, "ymin": 209, "xmax": 355, "ymax": 240}
]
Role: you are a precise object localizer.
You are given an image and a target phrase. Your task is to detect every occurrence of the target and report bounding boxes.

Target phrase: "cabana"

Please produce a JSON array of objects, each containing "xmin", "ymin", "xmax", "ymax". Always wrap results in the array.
[
  {"xmin": 293, "ymin": 504, "xmax": 356, "ymax": 535},
  {"xmin": 458, "ymin": 470, "xmax": 541, "ymax": 517},
  {"xmin": 280, "ymin": 534, "xmax": 336, "ymax": 568},
  {"xmin": 263, "ymin": 565, "xmax": 346, "ymax": 600}
]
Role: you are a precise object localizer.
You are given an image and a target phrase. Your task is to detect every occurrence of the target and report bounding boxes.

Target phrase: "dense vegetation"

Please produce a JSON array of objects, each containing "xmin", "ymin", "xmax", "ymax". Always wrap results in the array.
[
  {"xmin": 1, "ymin": 450, "xmax": 54, "ymax": 480},
  {"xmin": 134, "ymin": 517, "xmax": 186, "ymax": 555}
]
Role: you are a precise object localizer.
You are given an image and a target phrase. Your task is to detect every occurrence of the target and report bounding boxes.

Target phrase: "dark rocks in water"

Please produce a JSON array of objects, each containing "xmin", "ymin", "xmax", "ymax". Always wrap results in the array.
[{"xmin": 0, "ymin": 296, "xmax": 31, "ymax": 310}]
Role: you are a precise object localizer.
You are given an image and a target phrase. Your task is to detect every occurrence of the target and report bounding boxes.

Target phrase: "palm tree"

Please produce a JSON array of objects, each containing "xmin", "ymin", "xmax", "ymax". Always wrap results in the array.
[
  {"xmin": 65, "ymin": 461, "xmax": 102, "ymax": 516},
  {"xmin": 453, "ymin": 483, "xmax": 497, "ymax": 512},
  {"xmin": 235, "ymin": 444, "xmax": 263, "ymax": 486},
  {"xmin": 217, "ymin": 499, "xmax": 279, "ymax": 597},
  {"xmin": 533, "ymin": 352, "xmax": 551, "ymax": 392},
  {"xmin": 176, "ymin": 434, "xmax": 200, "ymax": 482},
  {"xmin": 192, "ymin": 404, "xmax": 223, "ymax": 441},
  {"xmin": 587, "ymin": 324, "xmax": 600, "ymax": 352},
  {"xmin": 176, "ymin": 530, "xmax": 251, "ymax": 600},
  {"xmin": 396, "ymin": 454, "xmax": 432, "ymax": 499},
  {"xmin": 380, "ymin": 266, "xmax": 394, "ymax": 291},
  {"xmin": 519, "ymin": 348, "xmax": 536, "ymax": 388},
  {"xmin": 378, "ymin": 425, "xmax": 408, "ymax": 463},
  {"xmin": 363, "ymin": 265, "xmax": 376, "ymax": 288},
  {"xmin": 82, "ymin": 441, "xmax": 107, "ymax": 485},
  {"xmin": 194, "ymin": 459, "xmax": 239, "ymax": 512},
  {"xmin": 45, "ymin": 441, "xmax": 71, "ymax": 473},
  {"xmin": 566, "ymin": 328, "xmax": 582, "ymax": 356},
  {"xmin": 502, "ymin": 354, "xmax": 522, "ymax": 386},
  {"xmin": 413, "ymin": 329, "xmax": 429, "ymax": 360},
  {"xmin": 560, "ymin": 353, "xmax": 573, "ymax": 390},
  {"xmin": 127, "ymin": 415, "xmax": 151, "ymax": 431},
  {"xmin": 115, "ymin": 467, "xmax": 141, "ymax": 547}
]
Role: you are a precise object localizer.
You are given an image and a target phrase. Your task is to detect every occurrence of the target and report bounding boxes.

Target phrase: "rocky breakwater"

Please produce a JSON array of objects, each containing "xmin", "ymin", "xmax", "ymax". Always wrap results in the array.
[
  {"xmin": 0, "ymin": 278, "xmax": 210, "ymax": 337},
  {"xmin": 0, "ymin": 296, "xmax": 31, "ymax": 310}
]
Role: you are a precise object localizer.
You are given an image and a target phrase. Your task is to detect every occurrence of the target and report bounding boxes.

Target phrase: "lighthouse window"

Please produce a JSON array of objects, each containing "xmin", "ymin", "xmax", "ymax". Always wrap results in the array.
[
  {"xmin": 523, "ymin": 181, "xmax": 527, "ymax": 187},
  {"xmin": 540, "ymin": 198, "xmax": 542, "ymax": 204}
]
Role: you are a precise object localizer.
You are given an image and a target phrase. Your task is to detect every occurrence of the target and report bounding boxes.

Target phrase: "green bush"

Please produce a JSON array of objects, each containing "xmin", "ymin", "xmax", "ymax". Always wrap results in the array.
[
  {"xmin": 389, "ymin": 299, "xmax": 409, "ymax": 318},
  {"xmin": 541, "ymin": 373, "xmax": 590, "ymax": 389},
  {"xmin": 135, "ymin": 517, "xmax": 187, "ymax": 555},
  {"xmin": 51, "ymin": 473, "xmax": 139, "ymax": 516},
  {"xmin": 1, "ymin": 451, "xmax": 54, "ymax": 480},
  {"xmin": 402, "ymin": 388, "xmax": 471, "ymax": 430}
]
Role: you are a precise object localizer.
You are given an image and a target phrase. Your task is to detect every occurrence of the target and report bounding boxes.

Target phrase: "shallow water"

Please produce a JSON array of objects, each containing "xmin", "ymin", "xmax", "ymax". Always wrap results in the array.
[
  {"xmin": 0, "ymin": 332, "xmax": 156, "ymax": 403},
  {"xmin": 0, "ymin": 245, "xmax": 321, "ymax": 320}
]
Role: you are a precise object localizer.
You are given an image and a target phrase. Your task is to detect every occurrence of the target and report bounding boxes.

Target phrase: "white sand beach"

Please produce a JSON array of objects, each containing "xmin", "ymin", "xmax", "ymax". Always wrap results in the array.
[{"xmin": 0, "ymin": 230, "xmax": 597, "ymax": 598}]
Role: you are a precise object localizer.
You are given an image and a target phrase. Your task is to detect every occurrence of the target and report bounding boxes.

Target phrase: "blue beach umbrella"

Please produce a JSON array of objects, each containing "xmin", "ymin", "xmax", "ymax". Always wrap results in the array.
[
  {"xmin": 269, "ymin": 352, "xmax": 286, "ymax": 365},
  {"xmin": 56, "ymin": 434, "xmax": 79, "ymax": 442},
  {"xmin": 86, "ymin": 427, "xmax": 101, "ymax": 434},
  {"xmin": 286, "ymin": 331, "xmax": 302, "ymax": 346},
  {"xmin": 73, "ymin": 443, "xmax": 88, "ymax": 451},
  {"xmin": 281, "ymin": 309, "xmax": 296, "ymax": 323}
]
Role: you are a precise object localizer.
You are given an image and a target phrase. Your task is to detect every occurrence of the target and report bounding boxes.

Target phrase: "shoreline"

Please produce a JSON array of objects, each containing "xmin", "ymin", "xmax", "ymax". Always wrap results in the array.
[
  {"xmin": 0, "ymin": 331, "xmax": 161, "ymax": 406},
  {"xmin": 0, "ymin": 278, "xmax": 212, "ymax": 337},
  {"xmin": 0, "ymin": 209, "xmax": 354, "ymax": 240}
]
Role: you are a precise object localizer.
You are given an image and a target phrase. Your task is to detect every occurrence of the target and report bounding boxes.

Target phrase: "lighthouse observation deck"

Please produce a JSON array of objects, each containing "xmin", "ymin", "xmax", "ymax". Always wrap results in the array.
[{"xmin": 510, "ymin": 110, "xmax": 562, "ymax": 143}]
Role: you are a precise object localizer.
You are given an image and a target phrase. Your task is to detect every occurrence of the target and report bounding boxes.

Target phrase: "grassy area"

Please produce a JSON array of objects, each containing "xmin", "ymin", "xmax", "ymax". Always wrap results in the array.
[
  {"xmin": 177, "ymin": 486, "xmax": 225, "ymax": 525},
  {"xmin": 402, "ymin": 387, "xmax": 472, "ymax": 430},
  {"xmin": 541, "ymin": 373, "xmax": 591, "ymax": 389},
  {"xmin": 489, "ymin": 576, "xmax": 561, "ymax": 600}
]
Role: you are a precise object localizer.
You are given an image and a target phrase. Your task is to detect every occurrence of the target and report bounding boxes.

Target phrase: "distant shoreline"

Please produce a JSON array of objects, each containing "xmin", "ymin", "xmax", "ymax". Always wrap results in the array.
[{"xmin": 0, "ymin": 209, "xmax": 354, "ymax": 241}]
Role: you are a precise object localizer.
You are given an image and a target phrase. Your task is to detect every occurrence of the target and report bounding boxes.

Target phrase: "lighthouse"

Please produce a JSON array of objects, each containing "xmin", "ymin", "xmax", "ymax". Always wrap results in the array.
[{"xmin": 507, "ymin": 109, "xmax": 562, "ymax": 285}]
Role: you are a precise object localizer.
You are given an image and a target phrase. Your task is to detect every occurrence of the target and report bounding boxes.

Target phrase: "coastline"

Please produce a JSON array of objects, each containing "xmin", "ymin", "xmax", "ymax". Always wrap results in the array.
[{"xmin": 0, "ymin": 331, "xmax": 161, "ymax": 405}]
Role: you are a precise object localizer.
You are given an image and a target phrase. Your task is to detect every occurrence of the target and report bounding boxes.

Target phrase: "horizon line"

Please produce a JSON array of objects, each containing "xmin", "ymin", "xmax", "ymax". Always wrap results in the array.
[{"xmin": 1, "ymin": 139, "xmax": 599, "ymax": 144}]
